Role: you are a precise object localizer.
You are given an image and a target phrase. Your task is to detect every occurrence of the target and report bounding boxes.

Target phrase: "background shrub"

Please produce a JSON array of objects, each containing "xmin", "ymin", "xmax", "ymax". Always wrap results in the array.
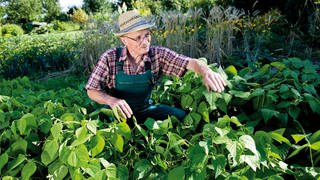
[
  {"xmin": 0, "ymin": 32, "xmax": 85, "ymax": 78},
  {"xmin": 52, "ymin": 20, "xmax": 80, "ymax": 31},
  {"xmin": 1, "ymin": 24, "xmax": 24, "ymax": 36}
]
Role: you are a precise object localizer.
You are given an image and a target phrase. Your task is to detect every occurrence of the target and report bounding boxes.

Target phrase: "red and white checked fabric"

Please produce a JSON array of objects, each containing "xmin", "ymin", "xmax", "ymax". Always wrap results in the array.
[{"xmin": 86, "ymin": 46, "xmax": 191, "ymax": 91}]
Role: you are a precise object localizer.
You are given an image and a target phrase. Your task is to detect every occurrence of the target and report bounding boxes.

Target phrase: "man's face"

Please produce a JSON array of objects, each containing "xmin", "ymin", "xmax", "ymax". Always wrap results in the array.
[{"xmin": 121, "ymin": 29, "xmax": 151, "ymax": 56}]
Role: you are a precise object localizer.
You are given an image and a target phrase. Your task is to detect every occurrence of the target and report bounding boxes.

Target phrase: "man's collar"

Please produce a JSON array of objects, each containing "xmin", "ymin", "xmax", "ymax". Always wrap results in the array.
[{"xmin": 119, "ymin": 46, "xmax": 151, "ymax": 63}]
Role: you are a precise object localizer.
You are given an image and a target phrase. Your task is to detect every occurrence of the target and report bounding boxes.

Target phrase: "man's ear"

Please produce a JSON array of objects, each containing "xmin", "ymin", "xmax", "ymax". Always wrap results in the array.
[{"xmin": 120, "ymin": 37, "xmax": 127, "ymax": 45}]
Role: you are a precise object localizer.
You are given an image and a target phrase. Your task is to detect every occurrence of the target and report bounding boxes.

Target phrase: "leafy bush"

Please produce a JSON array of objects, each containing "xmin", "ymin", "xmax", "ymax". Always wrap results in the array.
[
  {"xmin": 52, "ymin": 20, "xmax": 80, "ymax": 32},
  {"xmin": 0, "ymin": 61, "xmax": 319, "ymax": 178},
  {"xmin": 0, "ymin": 32, "xmax": 84, "ymax": 78},
  {"xmin": 71, "ymin": 9, "xmax": 89, "ymax": 24},
  {"xmin": 1, "ymin": 24, "xmax": 24, "ymax": 36}
]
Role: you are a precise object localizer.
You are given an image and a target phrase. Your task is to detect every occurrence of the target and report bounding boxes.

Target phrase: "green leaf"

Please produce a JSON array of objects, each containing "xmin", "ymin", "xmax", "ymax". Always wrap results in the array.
[
  {"xmin": 87, "ymin": 120, "xmax": 97, "ymax": 135},
  {"xmin": 203, "ymin": 92, "xmax": 218, "ymax": 110},
  {"xmin": 230, "ymin": 116, "xmax": 242, "ymax": 127},
  {"xmin": 214, "ymin": 127, "xmax": 229, "ymax": 137},
  {"xmin": 270, "ymin": 132, "xmax": 291, "ymax": 145},
  {"xmin": 117, "ymin": 122, "xmax": 131, "ymax": 139},
  {"xmin": 11, "ymin": 139, "xmax": 28, "ymax": 155},
  {"xmin": 117, "ymin": 165, "xmax": 129, "ymax": 180},
  {"xmin": 181, "ymin": 94, "xmax": 193, "ymax": 109},
  {"xmin": 21, "ymin": 161, "xmax": 37, "ymax": 180},
  {"xmin": 222, "ymin": 93, "xmax": 232, "ymax": 106},
  {"xmin": 111, "ymin": 133, "xmax": 124, "ymax": 152},
  {"xmin": 67, "ymin": 151, "xmax": 78, "ymax": 167},
  {"xmin": 211, "ymin": 155, "xmax": 226, "ymax": 178},
  {"xmin": 41, "ymin": 139, "xmax": 59, "ymax": 166},
  {"xmin": 72, "ymin": 127, "xmax": 92, "ymax": 147},
  {"xmin": 51, "ymin": 164, "xmax": 68, "ymax": 180},
  {"xmin": 250, "ymin": 88, "xmax": 265, "ymax": 98},
  {"xmin": 229, "ymin": 90, "xmax": 250, "ymax": 99},
  {"xmin": 134, "ymin": 159, "xmax": 152, "ymax": 179},
  {"xmin": 168, "ymin": 166, "xmax": 185, "ymax": 180},
  {"xmin": 217, "ymin": 99, "xmax": 227, "ymax": 113},
  {"xmin": 225, "ymin": 65, "xmax": 237, "ymax": 76},
  {"xmin": 291, "ymin": 134, "xmax": 305, "ymax": 144},
  {"xmin": 288, "ymin": 106, "xmax": 300, "ymax": 120},
  {"xmin": 197, "ymin": 101, "xmax": 209, "ymax": 122},
  {"xmin": 240, "ymin": 155, "xmax": 260, "ymax": 171},
  {"xmin": 270, "ymin": 62, "xmax": 285, "ymax": 70},
  {"xmin": 91, "ymin": 135, "xmax": 105, "ymax": 158},
  {"xmin": 260, "ymin": 108, "xmax": 279, "ymax": 123},
  {"xmin": 239, "ymin": 135, "xmax": 259, "ymax": 156},
  {"xmin": 71, "ymin": 168, "xmax": 85, "ymax": 180},
  {"xmin": 0, "ymin": 152, "xmax": 8, "ymax": 172},
  {"xmin": 133, "ymin": 117, "xmax": 147, "ymax": 138},
  {"xmin": 61, "ymin": 113, "xmax": 79, "ymax": 122},
  {"xmin": 311, "ymin": 141, "xmax": 320, "ymax": 150},
  {"xmin": 279, "ymin": 84, "xmax": 289, "ymax": 93},
  {"xmin": 288, "ymin": 144, "xmax": 308, "ymax": 159},
  {"xmin": 7, "ymin": 154, "xmax": 25, "ymax": 171},
  {"xmin": 304, "ymin": 93, "xmax": 320, "ymax": 114},
  {"xmin": 188, "ymin": 144, "xmax": 208, "ymax": 169},
  {"xmin": 272, "ymin": 128, "xmax": 286, "ymax": 136},
  {"xmin": 50, "ymin": 122, "xmax": 63, "ymax": 139},
  {"xmin": 226, "ymin": 141, "xmax": 238, "ymax": 164},
  {"xmin": 83, "ymin": 159, "xmax": 101, "ymax": 177},
  {"xmin": 259, "ymin": 64, "xmax": 270, "ymax": 75},
  {"xmin": 310, "ymin": 130, "xmax": 320, "ymax": 143},
  {"xmin": 17, "ymin": 113, "xmax": 37, "ymax": 135},
  {"xmin": 144, "ymin": 118, "xmax": 160, "ymax": 130},
  {"xmin": 105, "ymin": 162, "xmax": 117, "ymax": 178}
]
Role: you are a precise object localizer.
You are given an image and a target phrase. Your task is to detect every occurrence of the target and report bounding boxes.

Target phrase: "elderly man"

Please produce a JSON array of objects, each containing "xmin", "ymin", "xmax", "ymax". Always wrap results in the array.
[{"xmin": 86, "ymin": 9, "xmax": 226, "ymax": 122}]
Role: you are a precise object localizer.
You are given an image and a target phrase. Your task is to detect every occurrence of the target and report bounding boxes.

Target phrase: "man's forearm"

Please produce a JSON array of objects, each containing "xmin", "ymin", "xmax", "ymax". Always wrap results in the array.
[
  {"xmin": 186, "ymin": 58, "xmax": 226, "ymax": 92},
  {"xmin": 186, "ymin": 58, "xmax": 210, "ymax": 77},
  {"xmin": 87, "ymin": 89, "xmax": 116, "ymax": 105}
]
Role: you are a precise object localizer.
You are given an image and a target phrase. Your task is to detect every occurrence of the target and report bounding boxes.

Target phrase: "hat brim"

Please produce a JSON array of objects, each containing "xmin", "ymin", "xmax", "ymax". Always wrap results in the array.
[{"xmin": 114, "ymin": 23, "xmax": 155, "ymax": 37}]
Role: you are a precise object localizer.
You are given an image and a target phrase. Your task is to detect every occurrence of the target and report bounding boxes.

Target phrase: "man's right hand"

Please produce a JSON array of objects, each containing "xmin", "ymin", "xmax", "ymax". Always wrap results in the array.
[
  {"xmin": 108, "ymin": 98, "xmax": 133, "ymax": 119},
  {"xmin": 87, "ymin": 89, "xmax": 133, "ymax": 119}
]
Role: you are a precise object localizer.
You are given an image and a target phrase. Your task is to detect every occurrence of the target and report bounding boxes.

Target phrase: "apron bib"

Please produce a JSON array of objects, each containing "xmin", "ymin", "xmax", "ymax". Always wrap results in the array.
[{"xmin": 111, "ymin": 47, "xmax": 153, "ymax": 112}]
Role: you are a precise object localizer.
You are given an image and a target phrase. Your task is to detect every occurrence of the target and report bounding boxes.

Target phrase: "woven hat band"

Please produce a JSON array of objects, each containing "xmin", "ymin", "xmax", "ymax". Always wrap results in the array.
[{"xmin": 115, "ymin": 9, "xmax": 154, "ymax": 37}]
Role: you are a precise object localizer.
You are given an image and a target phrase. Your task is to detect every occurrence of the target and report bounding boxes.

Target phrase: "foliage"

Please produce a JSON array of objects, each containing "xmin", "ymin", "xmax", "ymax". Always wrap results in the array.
[
  {"xmin": 0, "ymin": 32, "xmax": 84, "ymax": 78},
  {"xmin": 41, "ymin": 0, "xmax": 61, "ymax": 22},
  {"xmin": 4, "ymin": 0, "xmax": 42, "ymax": 23},
  {"xmin": 74, "ymin": 14, "xmax": 120, "ymax": 75},
  {"xmin": 83, "ymin": 0, "xmax": 113, "ymax": 14},
  {"xmin": 1, "ymin": 24, "xmax": 24, "ymax": 36},
  {"xmin": 52, "ymin": 20, "xmax": 81, "ymax": 32},
  {"xmin": 0, "ymin": 58, "xmax": 319, "ymax": 178},
  {"xmin": 71, "ymin": 9, "xmax": 89, "ymax": 25}
]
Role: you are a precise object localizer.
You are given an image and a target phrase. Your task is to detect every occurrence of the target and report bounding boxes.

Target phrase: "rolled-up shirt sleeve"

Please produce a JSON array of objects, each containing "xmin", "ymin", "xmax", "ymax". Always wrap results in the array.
[
  {"xmin": 85, "ymin": 55, "xmax": 110, "ymax": 91},
  {"xmin": 157, "ymin": 47, "xmax": 190, "ymax": 77}
]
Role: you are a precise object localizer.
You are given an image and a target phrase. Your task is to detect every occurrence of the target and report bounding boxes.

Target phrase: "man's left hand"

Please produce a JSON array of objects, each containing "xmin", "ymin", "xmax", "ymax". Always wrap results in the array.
[{"xmin": 202, "ymin": 68, "xmax": 226, "ymax": 92}]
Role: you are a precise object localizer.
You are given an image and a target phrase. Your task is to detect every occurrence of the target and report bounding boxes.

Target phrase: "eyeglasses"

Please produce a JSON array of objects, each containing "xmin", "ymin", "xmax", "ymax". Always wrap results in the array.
[{"xmin": 123, "ymin": 32, "xmax": 151, "ymax": 44}]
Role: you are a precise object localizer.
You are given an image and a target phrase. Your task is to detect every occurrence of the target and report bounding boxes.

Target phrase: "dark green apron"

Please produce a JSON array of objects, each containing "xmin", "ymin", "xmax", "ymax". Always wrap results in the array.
[{"xmin": 111, "ymin": 47, "xmax": 153, "ymax": 113}]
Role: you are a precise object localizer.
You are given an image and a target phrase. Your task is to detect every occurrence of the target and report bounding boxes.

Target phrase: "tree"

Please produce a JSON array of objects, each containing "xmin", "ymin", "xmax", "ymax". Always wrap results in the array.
[
  {"xmin": 5, "ymin": 0, "xmax": 42, "ymax": 23},
  {"xmin": 83, "ymin": 0, "xmax": 112, "ymax": 14},
  {"xmin": 42, "ymin": 0, "xmax": 61, "ymax": 22},
  {"xmin": 71, "ymin": 8, "xmax": 88, "ymax": 24}
]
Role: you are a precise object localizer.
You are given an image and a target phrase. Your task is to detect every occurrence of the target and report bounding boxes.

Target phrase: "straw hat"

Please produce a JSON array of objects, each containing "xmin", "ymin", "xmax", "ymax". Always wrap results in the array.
[{"xmin": 115, "ymin": 9, "xmax": 155, "ymax": 37}]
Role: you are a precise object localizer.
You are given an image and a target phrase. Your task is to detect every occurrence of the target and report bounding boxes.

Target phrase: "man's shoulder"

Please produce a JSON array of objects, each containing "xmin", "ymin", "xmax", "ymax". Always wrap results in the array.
[
  {"xmin": 102, "ymin": 47, "xmax": 117, "ymax": 57},
  {"xmin": 150, "ymin": 46, "xmax": 170, "ymax": 51}
]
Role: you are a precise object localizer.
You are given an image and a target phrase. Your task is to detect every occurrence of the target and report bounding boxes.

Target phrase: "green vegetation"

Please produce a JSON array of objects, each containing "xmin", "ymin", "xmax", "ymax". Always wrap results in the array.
[
  {"xmin": 0, "ymin": 31, "xmax": 84, "ymax": 78},
  {"xmin": 0, "ymin": 0, "xmax": 319, "ymax": 179},
  {"xmin": 1, "ymin": 24, "xmax": 24, "ymax": 36},
  {"xmin": 0, "ymin": 58, "xmax": 319, "ymax": 179}
]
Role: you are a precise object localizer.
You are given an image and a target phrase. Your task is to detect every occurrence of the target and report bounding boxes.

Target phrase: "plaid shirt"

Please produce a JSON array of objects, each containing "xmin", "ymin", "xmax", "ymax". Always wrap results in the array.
[{"xmin": 86, "ymin": 46, "xmax": 191, "ymax": 91}]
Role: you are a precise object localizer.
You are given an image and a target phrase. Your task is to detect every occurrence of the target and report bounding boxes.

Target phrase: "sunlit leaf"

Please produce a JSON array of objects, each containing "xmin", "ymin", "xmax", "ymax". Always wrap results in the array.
[
  {"xmin": 168, "ymin": 166, "xmax": 185, "ymax": 180},
  {"xmin": 291, "ymin": 134, "xmax": 305, "ymax": 144},
  {"xmin": 21, "ymin": 161, "xmax": 37, "ymax": 180}
]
